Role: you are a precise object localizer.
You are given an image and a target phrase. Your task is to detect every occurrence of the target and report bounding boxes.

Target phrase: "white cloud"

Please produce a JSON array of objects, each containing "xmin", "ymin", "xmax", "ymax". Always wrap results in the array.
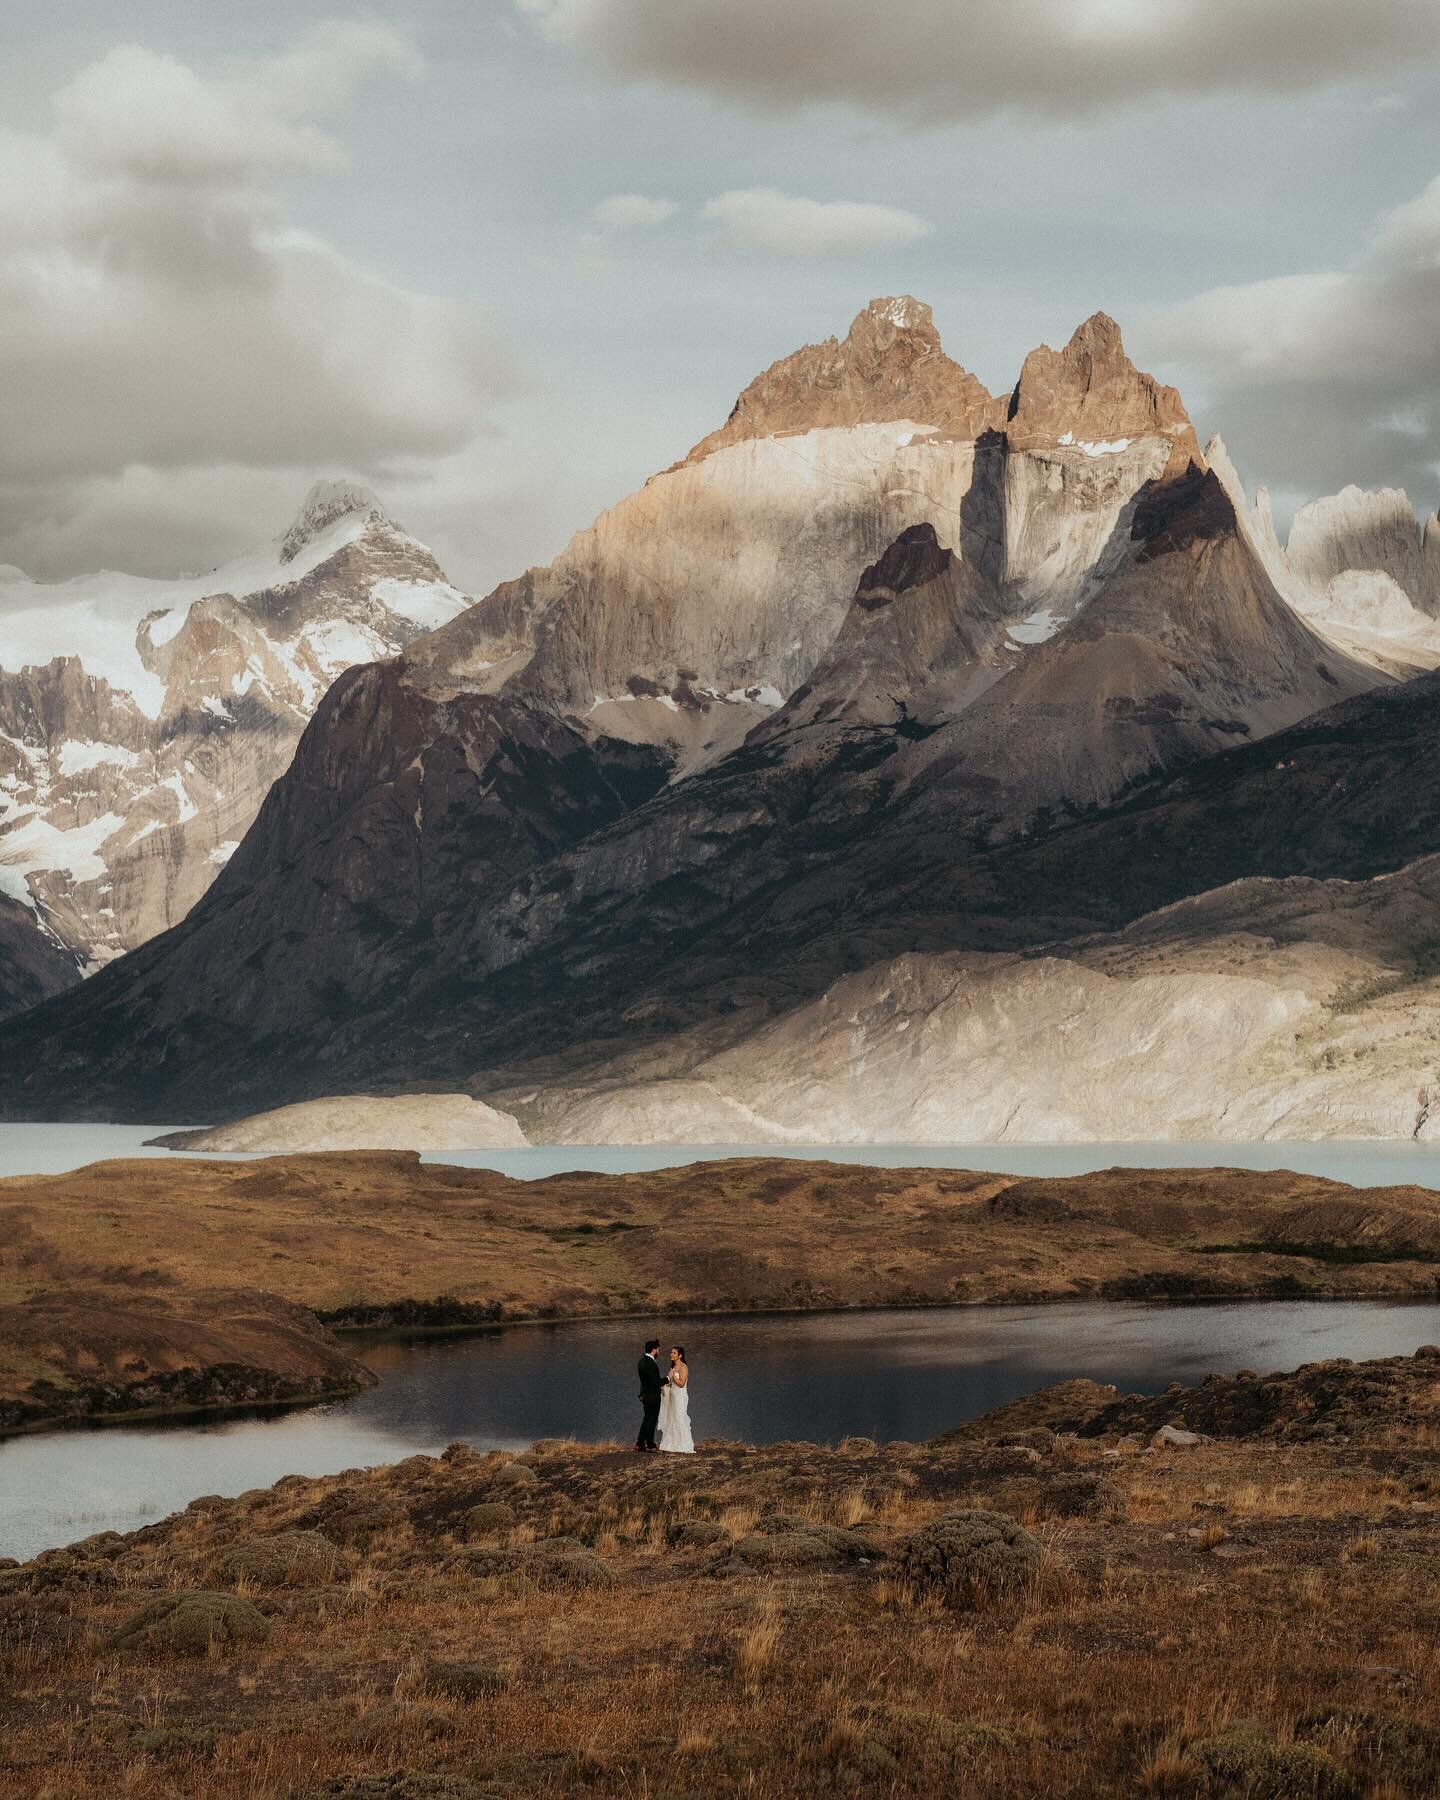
[
  {"xmin": 1141, "ymin": 171, "xmax": 1440, "ymax": 505},
  {"xmin": 0, "ymin": 26, "xmax": 514, "ymax": 582},
  {"xmin": 590, "ymin": 193, "xmax": 679, "ymax": 230},
  {"xmin": 700, "ymin": 188, "xmax": 933, "ymax": 257},
  {"xmin": 518, "ymin": 0, "xmax": 1440, "ymax": 120}
]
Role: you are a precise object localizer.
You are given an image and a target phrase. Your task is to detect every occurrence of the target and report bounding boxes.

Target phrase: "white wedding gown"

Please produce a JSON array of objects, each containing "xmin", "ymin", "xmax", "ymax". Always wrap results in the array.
[{"xmin": 658, "ymin": 1375, "xmax": 695, "ymax": 1454}]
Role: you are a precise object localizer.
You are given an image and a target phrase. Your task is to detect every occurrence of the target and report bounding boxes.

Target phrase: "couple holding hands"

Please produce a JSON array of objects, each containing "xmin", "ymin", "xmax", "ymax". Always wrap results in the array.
[{"xmin": 635, "ymin": 1338, "xmax": 694, "ymax": 1454}]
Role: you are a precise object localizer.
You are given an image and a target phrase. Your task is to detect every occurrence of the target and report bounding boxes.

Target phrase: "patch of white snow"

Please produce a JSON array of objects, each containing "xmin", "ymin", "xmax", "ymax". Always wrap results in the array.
[{"xmin": 56, "ymin": 741, "xmax": 140, "ymax": 777}]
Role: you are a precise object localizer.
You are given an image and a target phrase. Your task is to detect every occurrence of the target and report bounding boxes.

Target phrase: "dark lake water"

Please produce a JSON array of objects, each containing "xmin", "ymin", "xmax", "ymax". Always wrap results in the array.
[{"xmin": 4, "ymin": 1298, "xmax": 1437, "ymax": 1563}]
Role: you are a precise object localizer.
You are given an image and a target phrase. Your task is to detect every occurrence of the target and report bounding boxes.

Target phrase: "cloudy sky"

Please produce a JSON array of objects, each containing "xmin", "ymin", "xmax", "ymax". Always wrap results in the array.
[{"xmin": 4, "ymin": 0, "xmax": 1439, "ymax": 593}]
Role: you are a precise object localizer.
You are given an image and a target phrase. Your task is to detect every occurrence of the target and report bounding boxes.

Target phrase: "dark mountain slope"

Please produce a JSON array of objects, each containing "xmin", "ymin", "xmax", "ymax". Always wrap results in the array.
[
  {"xmin": 0, "ymin": 894, "xmax": 77, "ymax": 1017},
  {"xmin": 1, "ymin": 608, "xmax": 1433, "ymax": 1123}
]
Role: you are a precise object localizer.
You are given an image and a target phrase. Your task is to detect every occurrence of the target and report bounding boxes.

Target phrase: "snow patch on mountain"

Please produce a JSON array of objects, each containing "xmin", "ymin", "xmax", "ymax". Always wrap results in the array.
[{"xmin": 56, "ymin": 741, "xmax": 140, "ymax": 777}]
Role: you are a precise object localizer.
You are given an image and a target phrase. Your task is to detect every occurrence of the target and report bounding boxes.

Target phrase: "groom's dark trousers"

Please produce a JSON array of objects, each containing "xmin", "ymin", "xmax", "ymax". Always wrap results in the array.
[{"xmin": 637, "ymin": 1353, "xmax": 664, "ymax": 1449}]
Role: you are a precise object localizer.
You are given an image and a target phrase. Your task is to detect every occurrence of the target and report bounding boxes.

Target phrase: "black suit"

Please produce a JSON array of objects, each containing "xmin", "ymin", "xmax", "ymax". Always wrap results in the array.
[{"xmin": 636, "ymin": 1352, "xmax": 665, "ymax": 1449}]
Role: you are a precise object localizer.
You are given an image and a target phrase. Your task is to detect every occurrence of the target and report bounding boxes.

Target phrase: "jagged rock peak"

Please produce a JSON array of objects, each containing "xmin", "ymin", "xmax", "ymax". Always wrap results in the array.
[
  {"xmin": 681, "ymin": 296, "xmax": 1004, "ymax": 465},
  {"xmin": 279, "ymin": 479, "xmax": 394, "ymax": 564},
  {"xmin": 847, "ymin": 293, "xmax": 939, "ymax": 346},
  {"xmin": 1007, "ymin": 312, "xmax": 1198, "ymax": 466},
  {"xmin": 855, "ymin": 522, "xmax": 954, "ymax": 610}
]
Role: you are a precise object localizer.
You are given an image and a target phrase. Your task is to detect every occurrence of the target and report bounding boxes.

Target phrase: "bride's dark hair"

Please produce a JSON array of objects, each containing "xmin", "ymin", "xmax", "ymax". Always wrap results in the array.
[{"xmin": 672, "ymin": 1345, "xmax": 687, "ymax": 1361}]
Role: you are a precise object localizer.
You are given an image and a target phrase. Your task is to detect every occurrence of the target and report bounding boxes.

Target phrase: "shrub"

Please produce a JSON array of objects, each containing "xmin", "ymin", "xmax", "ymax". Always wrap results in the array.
[
  {"xmin": 1189, "ymin": 1724, "xmax": 1356, "ymax": 1798},
  {"xmin": 896, "ymin": 1508, "xmax": 1041, "ymax": 1607},
  {"xmin": 111, "ymin": 1591, "xmax": 270, "ymax": 1656},
  {"xmin": 217, "ymin": 1529, "xmax": 343, "ymax": 1587}
]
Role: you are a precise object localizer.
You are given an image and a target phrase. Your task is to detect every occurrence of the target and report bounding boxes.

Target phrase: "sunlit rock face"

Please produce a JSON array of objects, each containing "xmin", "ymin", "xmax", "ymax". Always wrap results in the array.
[
  {"xmin": 0, "ymin": 484, "xmax": 470, "ymax": 988},
  {"xmin": 406, "ymin": 302, "xmax": 1210, "ymax": 777}
]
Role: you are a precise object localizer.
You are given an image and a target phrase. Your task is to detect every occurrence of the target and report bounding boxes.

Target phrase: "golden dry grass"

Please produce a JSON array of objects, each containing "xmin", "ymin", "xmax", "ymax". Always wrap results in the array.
[{"xmin": 3, "ymin": 1400, "xmax": 1439, "ymax": 1798}]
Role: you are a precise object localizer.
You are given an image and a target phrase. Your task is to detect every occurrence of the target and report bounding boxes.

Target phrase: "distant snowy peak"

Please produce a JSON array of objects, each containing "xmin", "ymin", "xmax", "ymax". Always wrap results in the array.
[
  {"xmin": 1287, "ymin": 485, "xmax": 1439, "ymax": 612},
  {"xmin": 279, "ymin": 479, "xmax": 393, "ymax": 565},
  {"xmin": 1209, "ymin": 447, "xmax": 1440, "ymax": 672},
  {"xmin": 0, "ymin": 486, "xmax": 473, "ymax": 983}
]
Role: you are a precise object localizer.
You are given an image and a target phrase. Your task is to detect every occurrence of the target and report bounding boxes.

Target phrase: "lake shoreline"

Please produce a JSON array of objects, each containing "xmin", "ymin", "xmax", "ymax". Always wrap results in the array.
[
  {"xmin": 6, "ymin": 1148, "xmax": 1440, "ymax": 1442},
  {"xmin": 8, "ymin": 1287, "xmax": 1440, "ymax": 1445}
]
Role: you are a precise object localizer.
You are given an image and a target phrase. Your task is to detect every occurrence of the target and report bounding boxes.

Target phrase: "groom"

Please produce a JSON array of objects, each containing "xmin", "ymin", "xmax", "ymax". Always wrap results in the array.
[{"xmin": 636, "ymin": 1336, "xmax": 666, "ymax": 1452}]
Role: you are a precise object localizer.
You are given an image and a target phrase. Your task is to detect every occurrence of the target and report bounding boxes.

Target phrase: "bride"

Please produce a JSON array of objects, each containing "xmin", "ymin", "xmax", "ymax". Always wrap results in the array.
[{"xmin": 658, "ymin": 1345, "xmax": 695, "ymax": 1454}]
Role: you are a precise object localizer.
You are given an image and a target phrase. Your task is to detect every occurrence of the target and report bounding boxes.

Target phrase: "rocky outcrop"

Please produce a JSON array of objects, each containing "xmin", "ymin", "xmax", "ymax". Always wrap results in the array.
[
  {"xmin": 759, "ymin": 522, "xmax": 1013, "ymax": 733},
  {"xmin": 1006, "ymin": 312, "xmax": 1200, "ymax": 471},
  {"xmin": 1077, "ymin": 1348, "xmax": 1440, "ymax": 1444},
  {"xmin": 0, "ymin": 484, "xmax": 471, "ymax": 1006}
]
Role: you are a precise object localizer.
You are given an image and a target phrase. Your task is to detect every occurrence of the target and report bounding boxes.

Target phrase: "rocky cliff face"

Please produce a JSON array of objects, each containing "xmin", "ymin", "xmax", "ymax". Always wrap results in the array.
[
  {"xmin": 0, "ymin": 485, "xmax": 470, "ymax": 1004},
  {"xmin": 0, "ymin": 298, "xmax": 1420, "ymax": 1124},
  {"xmin": 406, "ymin": 303, "xmax": 1207, "ymax": 772}
]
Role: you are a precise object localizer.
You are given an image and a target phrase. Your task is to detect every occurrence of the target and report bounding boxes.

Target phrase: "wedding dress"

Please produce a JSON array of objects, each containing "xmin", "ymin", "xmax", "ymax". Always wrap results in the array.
[{"xmin": 658, "ymin": 1373, "xmax": 695, "ymax": 1454}]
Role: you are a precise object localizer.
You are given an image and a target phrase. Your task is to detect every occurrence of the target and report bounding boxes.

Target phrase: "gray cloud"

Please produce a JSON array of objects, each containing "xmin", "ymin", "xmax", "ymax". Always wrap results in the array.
[
  {"xmin": 518, "ymin": 0, "xmax": 1440, "ymax": 121},
  {"xmin": 1142, "ymin": 173, "xmax": 1440, "ymax": 509},
  {"xmin": 54, "ymin": 24, "xmax": 422, "ymax": 184},
  {"xmin": 0, "ymin": 26, "xmax": 512, "ymax": 581}
]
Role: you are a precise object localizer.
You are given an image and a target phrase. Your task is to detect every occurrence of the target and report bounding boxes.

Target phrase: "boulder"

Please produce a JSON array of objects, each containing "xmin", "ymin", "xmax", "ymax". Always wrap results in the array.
[{"xmin": 1152, "ymin": 1425, "xmax": 1207, "ymax": 1449}]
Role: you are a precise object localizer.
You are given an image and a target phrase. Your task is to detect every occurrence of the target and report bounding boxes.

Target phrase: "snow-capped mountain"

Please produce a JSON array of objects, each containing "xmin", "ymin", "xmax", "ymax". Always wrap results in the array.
[
  {"xmin": 0, "ymin": 482, "xmax": 469, "ymax": 996},
  {"xmin": 1, "ymin": 298, "xmax": 1431, "ymax": 1130}
]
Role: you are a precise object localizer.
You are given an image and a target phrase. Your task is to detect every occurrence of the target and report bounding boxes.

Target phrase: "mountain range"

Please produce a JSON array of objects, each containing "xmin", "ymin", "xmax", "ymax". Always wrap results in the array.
[{"xmin": 4, "ymin": 297, "xmax": 1440, "ymax": 1139}]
